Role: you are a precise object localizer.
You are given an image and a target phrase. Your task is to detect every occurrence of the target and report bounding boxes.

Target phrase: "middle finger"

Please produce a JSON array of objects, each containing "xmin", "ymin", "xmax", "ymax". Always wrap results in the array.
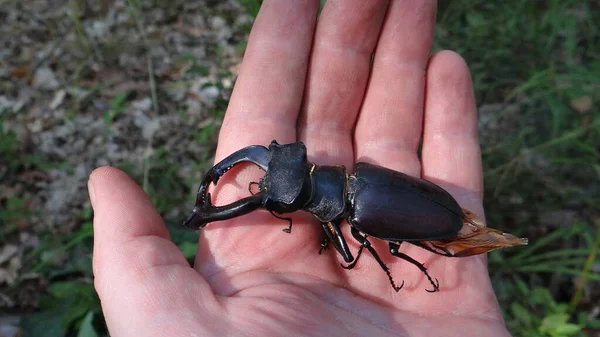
[
  {"xmin": 354, "ymin": 0, "xmax": 437, "ymax": 176},
  {"xmin": 298, "ymin": 0, "xmax": 390, "ymax": 166}
]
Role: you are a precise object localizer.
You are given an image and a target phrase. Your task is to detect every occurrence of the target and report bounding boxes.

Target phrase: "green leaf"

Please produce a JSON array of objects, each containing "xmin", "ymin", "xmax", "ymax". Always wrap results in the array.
[
  {"xmin": 21, "ymin": 310, "xmax": 67, "ymax": 337},
  {"xmin": 541, "ymin": 313, "xmax": 569, "ymax": 328},
  {"xmin": 81, "ymin": 205, "xmax": 93, "ymax": 220},
  {"xmin": 178, "ymin": 241, "xmax": 197, "ymax": 259},
  {"xmin": 552, "ymin": 323, "xmax": 581, "ymax": 336},
  {"xmin": 531, "ymin": 287, "xmax": 553, "ymax": 306},
  {"xmin": 77, "ymin": 311, "xmax": 99, "ymax": 337},
  {"xmin": 45, "ymin": 282, "xmax": 101, "ymax": 328},
  {"xmin": 540, "ymin": 313, "xmax": 582, "ymax": 336},
  {"xmin": 47, "ymin": 282, "xmax": 78, "ymax": 298},
  {"xmin": 168, "ymin": 223, "xmax": 199, "ymax": 245},
  {"xmin": 511, "ymin": 303, "xmax": 533, "ymax": 325},
  {"xmin": 238, "ymin": 0, "xmax": 262, "ymax": 17},
  {"xmin": 186, "ymin": 65, "xmax": 210, "ymax": 76},
  {"xmin": 585, "ymin": 318, "xmax": 600, "ymax": 329},
  {"xmin": 110, "ymin": 93, "xmax": 128, "ymax": 111}
]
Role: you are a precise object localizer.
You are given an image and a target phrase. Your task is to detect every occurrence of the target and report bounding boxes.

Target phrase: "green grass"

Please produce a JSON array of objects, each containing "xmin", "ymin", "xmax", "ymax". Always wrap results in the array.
[
  {"xmin": 434, "ymin": 1, "xmax": 600, "ymax": 336},
  {"xmin": 2, "ymin": 0, "xmax": 599, "ymax": 336}
]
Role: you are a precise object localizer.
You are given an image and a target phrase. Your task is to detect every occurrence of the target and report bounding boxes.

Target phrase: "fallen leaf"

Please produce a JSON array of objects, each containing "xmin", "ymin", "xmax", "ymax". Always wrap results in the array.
[
  {"xmin": 32, "ymin": 67, "xmax": 60, "ymax": 91},
  {"xmin": 9, "ymin": 67, "xmax": 31, "ymax": 79},
  {"xmin": 0, "ymin": 185, "xmax": 20, "ymax": 200},
  {"xmin": 570, "ymin": 96, "xmax": 593, "ymax": 113},
  {"xmin": 103, "ymin": 81, "xmax": 149, "ymax": 96},
  {"xmin": 0, "ymin": 245, "xmax": 18, "ymax": 265},
  {"xmin": 49, "ymin": 90, "xmax": 67, "ymax": 110},
  {"xmin": 20, "ymin": 170, "xmax": 50, "ymax": 180}
]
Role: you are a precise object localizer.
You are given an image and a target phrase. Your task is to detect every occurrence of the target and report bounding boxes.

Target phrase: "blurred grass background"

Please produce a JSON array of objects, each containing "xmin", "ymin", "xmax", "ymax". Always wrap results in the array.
[{"xmin": 1, "ymin": 0, "xmax": 599, "ymax": 336}]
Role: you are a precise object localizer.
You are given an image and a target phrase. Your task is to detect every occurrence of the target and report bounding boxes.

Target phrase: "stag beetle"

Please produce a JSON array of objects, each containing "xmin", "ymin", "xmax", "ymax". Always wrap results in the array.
[{"xmin": 184, "ymin": 140, "xmax": 527, "ymax": 292}]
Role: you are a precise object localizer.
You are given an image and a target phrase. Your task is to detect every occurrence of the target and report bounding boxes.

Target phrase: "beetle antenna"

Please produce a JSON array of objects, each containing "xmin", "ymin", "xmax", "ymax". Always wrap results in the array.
[{"xmin": 269, "ymin": 211, "xmax": 293, "ymax": 233}]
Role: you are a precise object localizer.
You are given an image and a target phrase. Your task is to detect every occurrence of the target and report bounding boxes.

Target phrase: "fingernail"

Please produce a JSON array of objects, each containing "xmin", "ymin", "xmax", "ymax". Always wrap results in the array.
[{"xmin": 88, "ymin": 178, "xmax": 97, "ymax": 209}]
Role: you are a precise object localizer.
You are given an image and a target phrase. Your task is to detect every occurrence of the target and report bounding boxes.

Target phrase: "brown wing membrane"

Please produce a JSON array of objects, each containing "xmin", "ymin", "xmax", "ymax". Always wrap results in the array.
[{"xmin": 417, "ymin": 208, "xmax": 528, "ymax": 257}]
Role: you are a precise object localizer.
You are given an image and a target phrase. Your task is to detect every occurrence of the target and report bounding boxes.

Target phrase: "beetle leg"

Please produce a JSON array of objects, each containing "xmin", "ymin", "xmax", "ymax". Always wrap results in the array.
[
  {"xmin": 341, "ymin": 245, "xmax": 363, "ymax": 270},
  {"xmin": 269, "ymin": 211, "xmax": 293, "ymax": 233},
  {"xmin": 341, "ymin": 227, "xmax": 368, "ymax": 269},
  {"xmin": 389, "ymin": 242, "xmax": 440, "ymax": 293},
  {"xmin": 318, "ymin": 237, "xmax": 329, "ymax": 254},
  {"xmin": 346, "ymin": 228, "xmax": 404, "ymax": 292},
  {"xmin": 320, "ymin": 220, "xmax": 354, "ymax": 263}
]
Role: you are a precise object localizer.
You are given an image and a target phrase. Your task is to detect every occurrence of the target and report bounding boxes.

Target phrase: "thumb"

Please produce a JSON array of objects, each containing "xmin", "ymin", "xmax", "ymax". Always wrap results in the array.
[{"xmin": 89, "ymin": 166, "xmax": 212, "ymax": 335}]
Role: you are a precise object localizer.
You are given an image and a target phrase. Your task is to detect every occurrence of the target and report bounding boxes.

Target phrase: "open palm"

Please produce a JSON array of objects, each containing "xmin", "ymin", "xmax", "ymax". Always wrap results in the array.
[{"xmin": 89, "ymin": 1, "xmax": 512, "ymax": 336}]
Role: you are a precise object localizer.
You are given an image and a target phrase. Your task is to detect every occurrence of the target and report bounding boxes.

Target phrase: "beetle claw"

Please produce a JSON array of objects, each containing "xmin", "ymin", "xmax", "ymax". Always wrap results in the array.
[
  {"xmin": 392, "ymin": 280, "xmax": 405, "ymax": 292},
  {"xmin": 318, "ymin": 239, "xmax": 328, "ymax": 254},
  {"xmin": 425, "ymin": 278, "xmax": 440, "ymax": 293},
  {"xmin": 341, "ymin": 260, "xmax": 358, "ymax": 270},
  {"xmin": 269, "ymin": 211, "xmax": 293, "ymax": 233},
  {"xmin": 341, "ymin": 245, "xmax": 363, "ymax": 270}
]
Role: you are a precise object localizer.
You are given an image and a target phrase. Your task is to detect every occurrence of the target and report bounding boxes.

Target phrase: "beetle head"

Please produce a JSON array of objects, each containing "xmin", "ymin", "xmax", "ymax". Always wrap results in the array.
[
  {"xmin": 261, "ymin": 141, "xmax": 314, "ymax": 213},
  {"xmin": 183, "ymin": 141, "xmax": 315, "ymax": 229}
]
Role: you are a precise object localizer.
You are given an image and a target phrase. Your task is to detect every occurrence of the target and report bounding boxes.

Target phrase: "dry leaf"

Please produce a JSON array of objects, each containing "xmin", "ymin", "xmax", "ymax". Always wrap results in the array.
[
  {"xmin": 9, "ymin": 67, "xmax": 30, "ymax": 79},
  {"xmin": 570, "ymin": 96, "xmax": 593, "ymax": 114}
]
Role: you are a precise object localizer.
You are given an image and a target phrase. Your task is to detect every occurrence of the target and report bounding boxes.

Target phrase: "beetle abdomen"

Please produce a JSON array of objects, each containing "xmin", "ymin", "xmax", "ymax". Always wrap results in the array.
[{"xmin": 347, "ymin": 162, "xmax": 463, "ymax": 241}]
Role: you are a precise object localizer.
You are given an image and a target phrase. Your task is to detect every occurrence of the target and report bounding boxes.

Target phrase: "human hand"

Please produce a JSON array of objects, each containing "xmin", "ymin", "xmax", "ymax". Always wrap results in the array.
[{"xmin": 89, "ymin": 1, "xmax": 512, "ymax": 336}]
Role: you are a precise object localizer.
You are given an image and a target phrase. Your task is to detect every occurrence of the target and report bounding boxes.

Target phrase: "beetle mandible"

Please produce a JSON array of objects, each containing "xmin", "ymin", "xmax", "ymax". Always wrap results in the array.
[{"xmin": 184, "ymin": 140, "xmax": 527, "ymax": 292}]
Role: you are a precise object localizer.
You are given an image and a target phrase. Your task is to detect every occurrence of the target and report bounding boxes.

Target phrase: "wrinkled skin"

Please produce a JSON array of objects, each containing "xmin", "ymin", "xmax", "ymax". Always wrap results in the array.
[{"xmin": 89, "ymin": 1, "xmax": 513, "ymax": 336}]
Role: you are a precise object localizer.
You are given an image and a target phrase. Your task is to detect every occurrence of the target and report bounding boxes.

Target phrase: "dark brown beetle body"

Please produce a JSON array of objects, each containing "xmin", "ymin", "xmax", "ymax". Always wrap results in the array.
[
  {"xmin": 348, "ymin": 162, "xmax": 463, "ymax": 242},
  {"xmin": 184, "ymin": 140, "xmax": 527, "ymax": 292}
]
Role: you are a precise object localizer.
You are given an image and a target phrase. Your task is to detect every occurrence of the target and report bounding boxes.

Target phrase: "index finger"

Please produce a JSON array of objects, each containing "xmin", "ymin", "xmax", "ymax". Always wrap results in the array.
[
  {"xmin": 216, "ymin": 0, "xmax": 320, "ymax": 157},
  {"xmin": 194, "ymin": 1, "xmax": 321, "ymax": 281}
]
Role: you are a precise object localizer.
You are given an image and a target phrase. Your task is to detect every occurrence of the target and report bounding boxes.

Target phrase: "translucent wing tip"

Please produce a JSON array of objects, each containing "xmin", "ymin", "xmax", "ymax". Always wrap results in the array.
[
  {"xmin": 419, "ymin": 208, "xmax": 528, "ymax": 257},
  {"xmin": 501, "ymin": 232, "xmax": 529, "ymax": 246}
]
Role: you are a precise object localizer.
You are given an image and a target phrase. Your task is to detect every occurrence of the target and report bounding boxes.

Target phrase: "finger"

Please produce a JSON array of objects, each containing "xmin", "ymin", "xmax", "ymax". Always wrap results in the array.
[
  {"xmin": 217, "ymin": 0, "xmax": 319, "ymax": 157},
  {"xmin": 347, "ymin": 0, "xmax": 436, "ymax": 297},
  {"xmin": 89, "ymin": 167, "xmax": 170, "ymax": 246},
  {"xmin": 354, "ymin": 0, "xmax": 436, "ymax": 177},
  {"xmin": 399, "ymin": 50, "xmax": 496, "ymax": 317},
  {"xmin": 90, "ymin": 166, "xmax": 190, "ymax": 290},
  {"xmin": 421, "ymin": 52, "xmax": 516, "ymax": 319},
  {"xmin": 206, "ymin": 0, "xmax": 318, "ymax": 223},
  {"xmin": 359, "ymin": 51, "xmax": 493, "ymax": 314},
  {"xmin": 193, "ymin": 1, "xmax": 321, "ymax": 284},
  {"xmin": 421, "ymin": 50, "xmax": 483, "ymax": 211},
  {"xmin": 89, "ymin": 166, "xmax": 216, "ymax": 336},
  {"xmin": 298, "ymin": 0, "xmax": 389, "ymax": 166}
]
